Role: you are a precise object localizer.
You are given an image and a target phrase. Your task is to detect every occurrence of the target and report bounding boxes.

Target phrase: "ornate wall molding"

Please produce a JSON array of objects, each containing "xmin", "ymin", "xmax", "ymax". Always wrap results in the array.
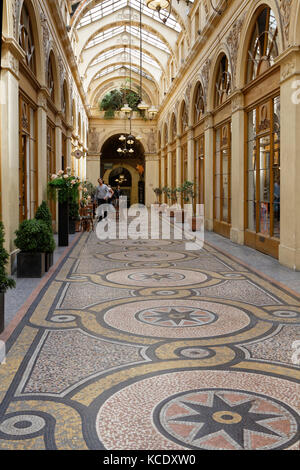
[
  {"xmin": 280, "ymin": 0, "xmax": 292, "ymax": 44},
  {"xmin": 204, "ymin": 113, "xmax": 214, "ymax": 131},
  {"xmin": 201, "ymin": 58, "xmax": 211, "ymax": 101},
  {"xmin": 226, "ymin": 16, "xmax": 245, "ymax": 87}
]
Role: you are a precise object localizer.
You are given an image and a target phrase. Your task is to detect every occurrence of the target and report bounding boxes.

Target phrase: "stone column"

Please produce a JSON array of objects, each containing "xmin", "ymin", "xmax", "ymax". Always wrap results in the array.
[
  {"xmin": 55, "ymin": 114, "xmax": 63, "ymax": 173},
  {"xmin": 0, "ymin": 39, "xmax": 23, "ymax": 261},
  {"xmin": 187, "ymin": 127, "xmax": 195, "ymax": 182},
  {"xmin": 278, "ymin": 48, "xmax": 300, "ymax": 270},
  {"xmin": 37, "ymin": 88, "xmax": 48, "ymax": 203},
  {"xmin": 86, "ymin": 154, "xmax": 100, "ymax": 187},
  {"xmin": 66, "ymin": 127, "xmax": 73, "ymax": 169},
  {"xmin": 145, "ymin": 153, "xmax": 159, "ymax": 207},
  {"xmin": 167, "ymin": 145, "xmax": 172, "ymax": 188},
  {"xmin": 176, "ymin": 136, "xmax": 182, "ymax": 187},
  {"xmin": 204, "ymin": 114, "xmax": 214, "ymax": 231},
  {"xmin": 161, "ymin": 151, "xmax": 166, "ymax": 202},
  {"xmin": 230, "ymin": 91, "xmax": 245, "ymax": 245}
]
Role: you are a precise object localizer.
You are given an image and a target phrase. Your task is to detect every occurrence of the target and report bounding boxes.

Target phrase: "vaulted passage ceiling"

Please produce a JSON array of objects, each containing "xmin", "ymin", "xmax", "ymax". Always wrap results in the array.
[{"xmin": 68, "ymin": 0, "xmax": 193, "ymax": 109}]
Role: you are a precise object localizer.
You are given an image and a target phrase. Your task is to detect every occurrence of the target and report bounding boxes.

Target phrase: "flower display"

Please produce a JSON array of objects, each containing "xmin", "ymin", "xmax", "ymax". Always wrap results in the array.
[{"xmin": 48, "ymin": 169, "xmax": 81, "ymax": 204}]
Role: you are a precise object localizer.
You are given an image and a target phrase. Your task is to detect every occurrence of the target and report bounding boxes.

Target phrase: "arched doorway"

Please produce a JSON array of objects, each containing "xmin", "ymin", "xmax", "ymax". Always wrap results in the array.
[
  {"xmin": 109, "ymin": 167, "xmax": 132, "ymax": 206},
  {"xmin": 100, "ymin": 134, "xmax": 145, "ymax": 205}
]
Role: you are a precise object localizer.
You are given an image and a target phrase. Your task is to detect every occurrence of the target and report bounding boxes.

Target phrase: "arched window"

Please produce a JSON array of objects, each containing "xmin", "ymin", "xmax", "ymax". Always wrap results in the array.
[
  {"xmin": 47, "ymin": 54, "xmax": 55, "ymax": 102},
  {"xmin": 247, "ymin": 7, "xmax": 279, "ymax": 83},
  {"xmin": 62, "ymin": 81, "xmax": 67, "ymax": 120},
  {"xmin": 157, "ymin": 131, "xmax": 161, "ymax": 149},
  {"xmin": 171, "ymin": 114, "xmax": 176, "ymax": 142},
  {"xmin": 19, "ymin": 3, "xmax": 36, "ymax": 74},
  {"xmin": 215, "ymin": 54, "xmax": 231, "ymax": 107},
  {"xmin": 194, "ymin": 82, "xmax": 205, "ymax": 123},
  {"xmin": 181, "ymin": 102, "xmax": 188, "ymax": 133},
  {"xmin": 164, "ymin": 123, "xmax": 168, "ymax": 146}
]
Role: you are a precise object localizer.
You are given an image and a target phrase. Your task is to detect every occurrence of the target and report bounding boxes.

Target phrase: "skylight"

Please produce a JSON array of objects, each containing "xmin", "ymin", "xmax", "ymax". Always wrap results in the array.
[
  {"xmin": 85, "ymin": 25, "xmax": 170, "ymax": 54},
  {"xmin": 77, "ymin": 0, "xmax": 181, "ymax": 32},
  {"xmin": 85, "ymin": 26, "xmax": 125, "ymax": 49},
  {"xmin": 90, "ymin": 47, "xmax": 161, "ymax": 70},
  {"xmin": 95, "ymin": 64, "xmax": 153, "ymax": 81}
]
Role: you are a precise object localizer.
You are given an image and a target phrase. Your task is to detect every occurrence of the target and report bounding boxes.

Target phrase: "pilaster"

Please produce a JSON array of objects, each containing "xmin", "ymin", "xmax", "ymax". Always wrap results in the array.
[
  {"xmin": 37, "ymin": 88, "xmax": 48, "ymax": 203},
  {"xmin": 204, "ymin": 113, "xmax": 214, "ymax": 231},
  {"xmin": 187, "ymin": 127, "xmax": 194, "ymax": 182},
  {"xmin": 230, "ymin": 91, "xmax": 245, "ymax": 245},
  {"xmin": 145, "ymin": 153, "xmax": 159, "ymax": 207},
  {"xmin": 0, "ymin": 39, "xmax": 22, "ymax": 259},
  {"xmin": 176, "ymin": 136, "xmax": 181, "ymax": 187},
  {"xmin": 278, "ymin": 47, "xmax": 300, "ymax": 269}
]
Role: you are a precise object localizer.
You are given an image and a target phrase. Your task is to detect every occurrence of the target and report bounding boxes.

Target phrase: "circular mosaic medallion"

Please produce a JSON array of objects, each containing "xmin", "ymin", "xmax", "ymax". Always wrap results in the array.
[
  {"xmin": 103, "ymin": 299, "xmax": 251, "ymax": 339},
  {"xmin": 108, "ymin": 240, "xmax": 172, "ymax": 247},
  {"xmin": 0, "ymin": 414, "xmax": 45, "ymax": 437},
  {"xmin": 273, "ymin": 310, "xmax": 299, "ymax": 319},
  {"xmin": 137, "ymin": 306, "xmax": 217, "ymax": 328},
  {"xmin": 50, "ymin": 314, "xmax": 76, "ymax": 323},
  {"xmin": 155, "ymin": 389, "xmax": 299, "ymax": 450},
  {"xmin": 105, "ymin": 268, "xmax": 207, "ymax": 288},
  {"xmin": 177, "ymin": 347, "xmax": 213, "ymax": 359},
  {"xmin": 107, "ymin": 251, "xmax": 186, "ymax": 262},
  {"xmin": 95, "ymin": 370, "xmax": 299, "ymax": 450}
]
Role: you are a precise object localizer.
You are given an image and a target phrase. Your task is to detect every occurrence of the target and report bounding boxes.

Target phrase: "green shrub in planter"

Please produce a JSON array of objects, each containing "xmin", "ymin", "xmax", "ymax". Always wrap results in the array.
[
  {"xmin": 0, "ymin": 222, "xmax": 15, "ymax": 293},
  {"xmin": 35, "ymin": 200, "xmax": 52, "ymax": 231},
  {"xmin": 0, "ymin": 222, "xmax": 16, "ymax": 333},
  {"xmin": 69, "ymin": 201, "xmax": 80, "ymax": 235},
  {"xmin": 15, "ymin": 219, "xmax": 54, "ymax": 278},
  {"xmin": 35, "ymin": 202, "xmax": 56, "ymax": 270}
]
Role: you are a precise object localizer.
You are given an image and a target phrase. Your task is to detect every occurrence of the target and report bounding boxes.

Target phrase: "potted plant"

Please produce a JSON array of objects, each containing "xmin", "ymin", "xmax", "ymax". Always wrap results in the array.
[
  {"xmin": 0, "ymin": 222, "xmax": 16, "ymax": 333},
  {"xmin": 68, "ymin": 201, "xmax": 80, "ymax": 234},
  {"xmin": 15, "ymin": 219, "xmax": 53, "ymax": 278},
  {"xmin": 35, "ymin": 201, "xmax": 56, "ymax": 271},
  {"xmin": 153, "ymin": 187, "xmax": 162, "ymax": 206},
  {"xmin": 48, "ymin": 169, "xmax": 81, "ymax": 246},
  {"xmin": 180, "ymin": 181, "xmax": 201, "ymax": 231},
  {"xmin": 162, "ymin": 186, "xmax": 174, "ymax": 217}
]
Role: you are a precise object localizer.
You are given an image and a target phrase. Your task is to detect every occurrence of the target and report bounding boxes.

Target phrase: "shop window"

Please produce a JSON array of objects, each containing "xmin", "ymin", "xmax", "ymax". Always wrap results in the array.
[
  {"xmin": 195, "ymin": 135, "xmax": 205, "ymax": 205},
  {"xmin": 214, "ymin": 122, "xmax": 231, "ymax": 225},
  {"xmin": 19, "ymin": 96, "xmax": 37, "ymax": 222},
  {"xmin": 246, "ymin": 97, "xmax": 280, "ymax": 248}
]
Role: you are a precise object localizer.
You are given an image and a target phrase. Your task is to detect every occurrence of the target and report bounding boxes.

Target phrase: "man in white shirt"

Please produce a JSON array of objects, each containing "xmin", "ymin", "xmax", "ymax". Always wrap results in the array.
[{"xmin": 95, "ymin": 178, "xmax": 110, "ymax": 221}]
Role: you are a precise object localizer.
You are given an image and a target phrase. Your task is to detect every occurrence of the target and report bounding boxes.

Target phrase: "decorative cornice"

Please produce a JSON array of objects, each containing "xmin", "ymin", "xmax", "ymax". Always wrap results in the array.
[{"xmin": 231, "ymin": 90, "xmax": 244, "ymax": 113}]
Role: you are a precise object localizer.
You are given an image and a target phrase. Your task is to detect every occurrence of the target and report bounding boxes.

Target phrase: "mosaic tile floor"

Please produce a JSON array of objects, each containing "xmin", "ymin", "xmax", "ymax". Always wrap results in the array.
[{"xmin": 0, "ymin": 226, "xmax": 299, "ymax": 450}]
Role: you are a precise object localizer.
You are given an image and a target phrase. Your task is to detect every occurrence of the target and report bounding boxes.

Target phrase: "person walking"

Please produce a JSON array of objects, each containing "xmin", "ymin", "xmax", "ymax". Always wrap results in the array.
[{"xmin": 95, "ymin": 178, "xmax": 110, "ymax": 221}]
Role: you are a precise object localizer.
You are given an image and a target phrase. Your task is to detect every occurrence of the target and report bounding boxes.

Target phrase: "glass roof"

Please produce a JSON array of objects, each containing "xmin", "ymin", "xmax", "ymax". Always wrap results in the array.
[
  {"xmin": 85, "ymin": 25, "xmax": 170, "ymax": 54},
  {"xmin": 77, "ymin": 0, "xmax": 181, "ymax": 32},
  {"xmin": 91, "ymin": 46, "xmax": 161, "ymax": 69},
  {"xmin": 95, "ymin": 64, "xmax": 153, "ymax": 81},
  {"xmin": 85, "ymin": 26, "xmax": 124, "ymax": 49}
]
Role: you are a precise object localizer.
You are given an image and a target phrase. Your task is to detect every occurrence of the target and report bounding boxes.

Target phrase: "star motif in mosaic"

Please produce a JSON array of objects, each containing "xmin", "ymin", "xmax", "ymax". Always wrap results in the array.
[
  {"xmin": 159, "ymin": 390, "xmax": 297, "ymax": 450},
  {"xmin": 139, "ymin": 307, "xmax": 216, "ymax": 327},
  {"xmin": 127, "ymin": 253, "xmax": 158, "ymax": 259},
  {"xmin": 135, "ymin": 272, "xmax": 184, "ymax": 281}
]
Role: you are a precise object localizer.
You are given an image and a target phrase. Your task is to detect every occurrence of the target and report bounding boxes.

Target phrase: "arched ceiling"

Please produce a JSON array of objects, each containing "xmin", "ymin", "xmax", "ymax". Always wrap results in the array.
[{"xmin": 68, "ymin": 0, "xmax": 193, "ymax": 108}]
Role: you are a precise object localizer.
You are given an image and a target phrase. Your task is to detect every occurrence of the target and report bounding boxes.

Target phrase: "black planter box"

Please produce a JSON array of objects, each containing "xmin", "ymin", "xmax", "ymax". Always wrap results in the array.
[
  {"xmin": 17, "ymin": 252, "xmax": 46, "ymax": 278},
  {"xmin": 0, "ymin": 292, "xmax": 4, "ymax": 334},
  {"xmin": 69, "ymin": 219, "xmax": 76, "ymax": 234},
  {"xmin": 45, "ymin": 252, "xmax": 54, "ymax": 272},
  {"xmin": 58, "ymin": 201, "xmax": 69, "ymax": 246}
]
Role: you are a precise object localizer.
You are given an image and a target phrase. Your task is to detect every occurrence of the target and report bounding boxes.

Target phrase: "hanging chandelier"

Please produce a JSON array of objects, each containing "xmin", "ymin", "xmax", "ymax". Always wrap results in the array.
[{"xmin": 145, "ymin": 0, "xmax": 227, "ymax": 23}]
